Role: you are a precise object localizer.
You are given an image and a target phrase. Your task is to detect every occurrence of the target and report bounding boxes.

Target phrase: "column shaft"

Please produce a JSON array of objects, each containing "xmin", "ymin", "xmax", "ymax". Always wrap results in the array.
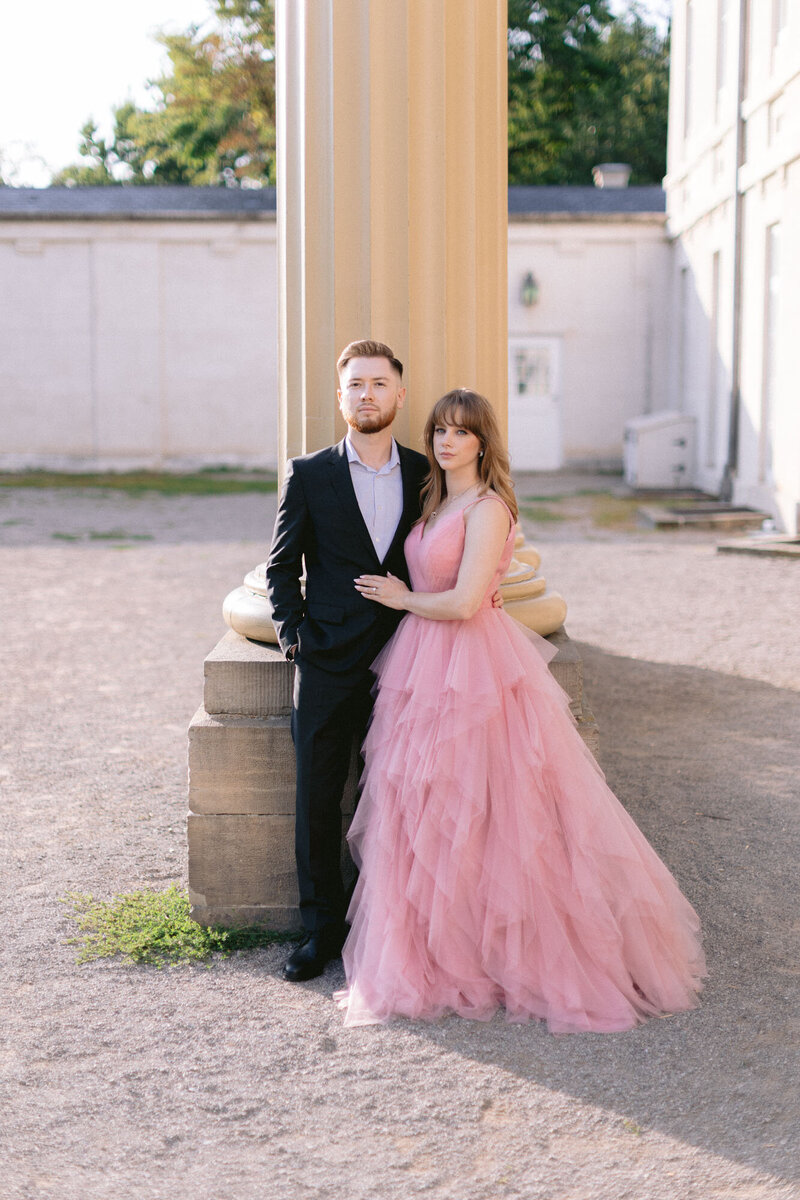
[{"xmin": 275, "ymin": 0, "xmax": 508, "ymax": 461}]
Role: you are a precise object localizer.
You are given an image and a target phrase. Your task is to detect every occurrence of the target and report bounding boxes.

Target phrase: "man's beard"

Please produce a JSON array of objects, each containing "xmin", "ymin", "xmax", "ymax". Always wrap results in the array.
[{"xmin": 344, "ymin": 404, "xmax": 397, "ymax": 435}]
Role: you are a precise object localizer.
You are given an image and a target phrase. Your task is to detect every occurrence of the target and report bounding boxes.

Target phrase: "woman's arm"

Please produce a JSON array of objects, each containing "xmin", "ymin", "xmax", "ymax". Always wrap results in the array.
[{"xmin": 355, "ymin": 497, "xmax": 510, "ymax": 621}]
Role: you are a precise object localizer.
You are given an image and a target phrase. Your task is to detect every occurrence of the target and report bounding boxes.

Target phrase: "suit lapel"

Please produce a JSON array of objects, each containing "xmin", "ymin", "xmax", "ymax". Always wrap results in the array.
[{"xmin": 328, "ymin": 440, "xmax": 381, "ymax": 565}]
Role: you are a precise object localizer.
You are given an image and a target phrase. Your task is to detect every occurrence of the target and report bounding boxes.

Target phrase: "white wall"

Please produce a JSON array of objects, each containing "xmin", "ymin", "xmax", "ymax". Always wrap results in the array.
[
  {"xmin": 666, "ymin": 0, "xmax": 800, "ymax": 532},
  {"xmin": 0, "ymin": 219, "xmax": 278, "ymax": 469},
  {"xmin": 0, "ymin": 211, "xmax": 669, "ymax": 475},
  {"xmin": 508, "ymin": 219, "xmax": 670, "ymax": 468}
]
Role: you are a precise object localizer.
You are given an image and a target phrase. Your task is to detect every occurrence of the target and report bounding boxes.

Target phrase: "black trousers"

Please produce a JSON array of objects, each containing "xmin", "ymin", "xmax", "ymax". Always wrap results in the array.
[{"xmin": 291, "ymin": 657, "xmax": 375, "ymax": 935}]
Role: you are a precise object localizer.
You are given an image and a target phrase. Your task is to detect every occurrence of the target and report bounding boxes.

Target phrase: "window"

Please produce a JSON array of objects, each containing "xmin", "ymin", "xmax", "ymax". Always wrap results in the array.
[
  {"xmin": 684, "ymin": 0, "xmax": 695, "ymax": 139},
  {"xmin": 760, "ymin": 223, "xmax": 781, "ymax": 482},
  {"xmin": 716, "ymin": 0, "xmax": 730, "ymax": 113},
  {"xmin": 773, "ymin": 0, "xmax": 788, "ymax": 48},
  {"xmin": 678, "ymin": 265, "xmax": 690, "ymax": 413},
  {"xmin": 707, "ymin": 252, "xmax": 722, "ymax": 469}
]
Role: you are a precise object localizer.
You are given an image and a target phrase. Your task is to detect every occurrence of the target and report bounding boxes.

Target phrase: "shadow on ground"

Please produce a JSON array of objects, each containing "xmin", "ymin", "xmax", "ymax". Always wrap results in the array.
[{"xmin": 371, "ymin": 645, "xmax": 800, "ymax": 1185}]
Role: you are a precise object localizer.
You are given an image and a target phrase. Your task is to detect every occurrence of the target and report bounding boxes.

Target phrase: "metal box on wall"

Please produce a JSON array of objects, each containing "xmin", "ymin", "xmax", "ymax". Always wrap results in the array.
[{"xmin": 623, "ymin": 411, "xmax": 696, "ymax": 488}]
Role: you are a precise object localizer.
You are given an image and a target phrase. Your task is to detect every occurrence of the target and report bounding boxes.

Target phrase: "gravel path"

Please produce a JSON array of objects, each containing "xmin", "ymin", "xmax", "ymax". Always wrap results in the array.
[{"xmin": 2, "ymin": 481, "xmax": 800, "ymax": 1200}]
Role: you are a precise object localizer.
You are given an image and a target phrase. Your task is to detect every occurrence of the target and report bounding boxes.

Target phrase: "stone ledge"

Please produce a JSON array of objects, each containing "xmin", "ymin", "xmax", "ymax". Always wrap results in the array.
[
  {"xmin": 204, "ymin": 630, "xmax": 291, "ymax": 717},
  {"xmin": 203, "ymin": 624, "xmax": 585, "ymax": 718},
  {"xmin": 188, "ymin": 902, "xmax": 301, "ymax": 932}
]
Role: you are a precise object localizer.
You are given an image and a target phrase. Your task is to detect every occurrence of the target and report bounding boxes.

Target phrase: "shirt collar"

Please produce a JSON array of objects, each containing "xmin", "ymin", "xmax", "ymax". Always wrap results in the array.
[{"xmin": 345, "ymin": 435, "xmax": 400, "ymax": 474}]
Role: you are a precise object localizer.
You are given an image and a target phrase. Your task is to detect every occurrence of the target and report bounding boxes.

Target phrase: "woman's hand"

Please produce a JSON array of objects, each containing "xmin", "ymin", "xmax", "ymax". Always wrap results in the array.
[{"xmin": 354, "ymin": 572, "xmax": 410, "ymax": 610}]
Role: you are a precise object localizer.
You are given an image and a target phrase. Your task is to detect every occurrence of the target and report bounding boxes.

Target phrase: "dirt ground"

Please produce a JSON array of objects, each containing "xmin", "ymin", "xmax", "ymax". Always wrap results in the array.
[{"xmin": 2, "ymin": 477, "xmax": 800, "ymax": 1200}]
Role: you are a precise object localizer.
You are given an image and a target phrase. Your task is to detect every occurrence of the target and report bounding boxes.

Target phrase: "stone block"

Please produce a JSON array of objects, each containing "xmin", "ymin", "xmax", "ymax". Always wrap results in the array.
[
  {"xmin": 187, "ymin": 812, "xmax": 354, "ymax": 930},
  {"xmin": 547, "ymin": 625, "xmax": 583, "ymax": 715},
  {"xmin": 204, "ymin": 630, "xmax": 292, "ymax": 717},
  {"xmin": 188, "ymin": 705, "xmax": 359, "ymax": 816},
  {"xmin": 188, "ymin": 813, "xmax": 298, "ymax": 907},
  {"xmin": 188, "ymin": 707, "xmax": 295, "ymax": 814},
  {"xmin": 577, "ymin": 703, "xmax": 600, "ymax": 760}
]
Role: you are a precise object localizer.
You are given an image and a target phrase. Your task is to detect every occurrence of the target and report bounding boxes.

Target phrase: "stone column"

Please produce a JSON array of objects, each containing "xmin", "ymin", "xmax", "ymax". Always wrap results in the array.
[{"xmin": 275, "ymin": 0, "xmax": 508, "ymax": 463}]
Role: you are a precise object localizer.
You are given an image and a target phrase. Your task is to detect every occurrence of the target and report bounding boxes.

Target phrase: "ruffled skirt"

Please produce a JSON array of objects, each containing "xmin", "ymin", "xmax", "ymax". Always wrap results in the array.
[{"xmin": 337, "ymin": 609, "xmax": 705, "ymax": 1034}]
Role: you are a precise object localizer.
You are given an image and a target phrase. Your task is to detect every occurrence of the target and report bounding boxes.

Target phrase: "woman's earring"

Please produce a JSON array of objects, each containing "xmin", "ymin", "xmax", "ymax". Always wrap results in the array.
[{"xmin": 479, "ymin": 450, "xmax": 484, "ymax": 459}]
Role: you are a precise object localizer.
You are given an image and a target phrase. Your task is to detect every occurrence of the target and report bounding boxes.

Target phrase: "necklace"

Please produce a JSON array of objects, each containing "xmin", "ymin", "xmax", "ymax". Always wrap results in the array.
[{"xmin": 431, "ymin": 482, "xmax": 479, "ymax": 519}]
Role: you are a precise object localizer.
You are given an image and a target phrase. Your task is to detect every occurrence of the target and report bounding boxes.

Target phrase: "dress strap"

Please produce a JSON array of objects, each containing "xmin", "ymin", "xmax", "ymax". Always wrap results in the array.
[{"xmin": 463, "ymin": 493, "xmax": 514, "ymax": 533}]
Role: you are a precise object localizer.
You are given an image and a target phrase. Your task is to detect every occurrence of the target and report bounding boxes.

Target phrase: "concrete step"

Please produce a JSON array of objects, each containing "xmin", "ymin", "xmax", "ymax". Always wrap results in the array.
[
  {"xmin": 638, "ymin": 502, "xmax": 771, "ymax": 532},
  {"xmin": 717, "ymin": 535, "xmax": 800, "ymax": 558}
]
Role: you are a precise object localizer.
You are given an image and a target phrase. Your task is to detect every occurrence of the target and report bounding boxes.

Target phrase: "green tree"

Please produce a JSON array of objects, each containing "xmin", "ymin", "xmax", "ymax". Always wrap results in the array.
[
  {"xmin": 508, "ymin": 1, "xmax": 670, "ymax": 185},
  {"xmin": 53, "ymin": 108, "xmax": 144, "ymax": 186},
  {"xmin": 54, "ymin": 0, "xmax": 667, "ymax": 189},
  {"xmin": 54, "ymin": 0, "xmax": 275, "ymax": 187}
]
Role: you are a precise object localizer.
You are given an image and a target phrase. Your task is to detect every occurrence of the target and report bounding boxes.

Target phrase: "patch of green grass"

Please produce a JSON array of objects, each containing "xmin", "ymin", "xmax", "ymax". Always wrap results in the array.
[
  {"xmin": 88, "ymin": 529, "xmax": 154, "ymax": 541},
  {"xmin": 0, "ymin": 470, "xmax": 277, "ymax": 496},
  {"xmin": 62, "ymin": 884, "xmax": 295, "ymax": 968},
  {"xmin": 51, "ymin": 529, "xmax": 155, "ymax": 542},
  {"xmin": 518, "ymin": 503, "xmax": 566, "ymax": 523},
  {"xmin": 587, "ymin": 495, "xmax": 641, "ymax": 529}
]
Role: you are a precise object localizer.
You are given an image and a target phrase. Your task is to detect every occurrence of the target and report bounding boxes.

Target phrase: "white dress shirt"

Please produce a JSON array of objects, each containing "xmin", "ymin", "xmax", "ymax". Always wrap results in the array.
[{"xmin": 345, "ymin": 436, "xmax": 404, "ymax": 560}]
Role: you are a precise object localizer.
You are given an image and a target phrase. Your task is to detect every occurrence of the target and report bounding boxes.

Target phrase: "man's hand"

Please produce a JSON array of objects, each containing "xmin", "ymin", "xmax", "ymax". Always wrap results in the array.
[{"xmin": 491, "ymin": 589, "xmax": 504, "ymax": 609}]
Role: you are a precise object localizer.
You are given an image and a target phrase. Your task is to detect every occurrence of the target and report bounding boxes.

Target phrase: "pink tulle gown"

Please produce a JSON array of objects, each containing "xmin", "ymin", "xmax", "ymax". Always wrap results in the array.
[{"xmin": 338, "ymin": 496, "xmax": 705, "ymax": 1033}]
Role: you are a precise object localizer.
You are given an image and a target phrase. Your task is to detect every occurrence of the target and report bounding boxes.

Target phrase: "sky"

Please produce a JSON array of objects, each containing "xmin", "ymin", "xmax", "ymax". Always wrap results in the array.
[
  {"xmin": 0, "ymin": 0, "xmax": 213, "ymax": 186},
  {"xmin": 0, "ymin": 0, "xmax": 671, "ymax": 188}
]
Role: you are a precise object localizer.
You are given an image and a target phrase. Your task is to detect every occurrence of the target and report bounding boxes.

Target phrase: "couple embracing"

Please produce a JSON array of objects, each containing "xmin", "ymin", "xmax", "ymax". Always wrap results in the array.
[{"xmin": 266, "ymin": 339, "xmax": 705, "ymax": 1034}]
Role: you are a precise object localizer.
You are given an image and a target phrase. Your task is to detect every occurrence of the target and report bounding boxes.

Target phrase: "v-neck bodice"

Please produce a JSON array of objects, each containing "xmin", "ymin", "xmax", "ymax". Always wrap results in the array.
[{"xmin": 405, "ymin": 497, "xmax": 515, "ymax": 608}]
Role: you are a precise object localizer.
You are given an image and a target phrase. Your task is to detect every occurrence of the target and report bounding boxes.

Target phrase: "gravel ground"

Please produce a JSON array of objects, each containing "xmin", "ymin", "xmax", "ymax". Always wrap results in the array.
[{"xmin": 2, "ymin": 479, "xmax": 800, "ymax": 1200}]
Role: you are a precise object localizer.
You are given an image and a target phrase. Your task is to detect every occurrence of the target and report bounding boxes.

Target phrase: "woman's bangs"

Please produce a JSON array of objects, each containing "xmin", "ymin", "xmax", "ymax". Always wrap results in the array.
[{"xmin": 431, "ymin": 394, "xmax": 481, "ymax": 435}]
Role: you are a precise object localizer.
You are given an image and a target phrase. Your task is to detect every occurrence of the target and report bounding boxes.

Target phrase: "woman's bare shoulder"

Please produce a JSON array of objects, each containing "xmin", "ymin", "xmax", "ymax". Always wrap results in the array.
[{"xmin": 464, "ymin": 490, "xmax": 512, "ymax": 532}]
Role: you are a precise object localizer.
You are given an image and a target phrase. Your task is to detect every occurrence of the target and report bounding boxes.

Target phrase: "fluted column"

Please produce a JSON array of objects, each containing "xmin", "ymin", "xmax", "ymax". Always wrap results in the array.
[{"xmin": 274, "ymin": 0, "xmax": 508, "ymax": 467}]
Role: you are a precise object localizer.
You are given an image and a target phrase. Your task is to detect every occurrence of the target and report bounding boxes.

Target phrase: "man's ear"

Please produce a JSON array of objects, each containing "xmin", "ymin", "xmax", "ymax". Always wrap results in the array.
[{"xmin": 396, "ymin": 387, "xmax": 407, "ymax": 410}]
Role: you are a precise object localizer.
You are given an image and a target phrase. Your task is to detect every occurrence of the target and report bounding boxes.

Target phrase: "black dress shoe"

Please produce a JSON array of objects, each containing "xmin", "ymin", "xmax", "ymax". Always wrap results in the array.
[{"xmin": 282, "ymin": 929, "xmax": 344, "ymax": 983}]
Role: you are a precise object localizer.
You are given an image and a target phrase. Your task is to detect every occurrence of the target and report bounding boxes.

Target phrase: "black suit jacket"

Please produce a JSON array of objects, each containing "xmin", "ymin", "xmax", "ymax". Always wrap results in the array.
[{"xmin": 266, "ymin": 439, "xmax": 429, "ymax": 675}]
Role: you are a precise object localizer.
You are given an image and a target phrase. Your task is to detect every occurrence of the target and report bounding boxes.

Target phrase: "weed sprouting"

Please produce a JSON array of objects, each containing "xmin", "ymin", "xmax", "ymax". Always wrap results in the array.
[{"xmin": 62, "ymin": 884, "xmax": 295, "ymax": 968}]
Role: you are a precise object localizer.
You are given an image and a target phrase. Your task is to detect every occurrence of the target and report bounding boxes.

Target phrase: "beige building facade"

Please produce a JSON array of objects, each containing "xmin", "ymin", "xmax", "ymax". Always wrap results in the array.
[
  {"xmin": 665, "ymin": 0, "xmax": 800, "ymax": 532},
  {"xmin": 0, "ymin": 186, "xmax": 669, "ymax": 474}
]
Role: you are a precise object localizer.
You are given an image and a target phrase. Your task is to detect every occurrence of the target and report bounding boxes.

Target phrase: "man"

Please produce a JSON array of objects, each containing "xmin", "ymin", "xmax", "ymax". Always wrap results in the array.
[{"xmin": 266, "ymin": 339, "xmax": 429, "ymax": 982}]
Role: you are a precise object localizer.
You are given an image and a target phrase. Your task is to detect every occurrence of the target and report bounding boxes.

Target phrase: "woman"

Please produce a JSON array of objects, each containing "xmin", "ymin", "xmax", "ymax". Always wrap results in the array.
[{"xmin": 338, "ymin": 389, "xmax": 705, "ymax": 1033}]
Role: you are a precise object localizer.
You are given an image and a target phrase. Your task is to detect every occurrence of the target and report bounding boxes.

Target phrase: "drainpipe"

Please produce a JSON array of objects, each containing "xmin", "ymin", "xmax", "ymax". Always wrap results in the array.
[{"xmin": 720, "ymin": 0, "xmax": 748, "ymax": 501}]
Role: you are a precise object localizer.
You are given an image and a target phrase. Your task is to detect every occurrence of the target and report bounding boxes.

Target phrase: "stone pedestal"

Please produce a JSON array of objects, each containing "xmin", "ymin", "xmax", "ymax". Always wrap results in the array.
[{"xmin": 188, "ymin": 627, "xmax": 597, "ymax": 930}]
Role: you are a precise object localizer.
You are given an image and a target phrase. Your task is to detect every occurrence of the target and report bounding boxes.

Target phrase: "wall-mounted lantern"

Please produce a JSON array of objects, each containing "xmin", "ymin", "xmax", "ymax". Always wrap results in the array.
[{"xmin": 521, "ymin": 271, "xmax": 539, "ymax": 307}]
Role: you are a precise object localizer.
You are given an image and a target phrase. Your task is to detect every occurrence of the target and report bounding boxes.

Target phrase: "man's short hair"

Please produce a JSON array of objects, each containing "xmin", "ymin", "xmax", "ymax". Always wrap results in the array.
[{"xmin": 337, "ymin": 340, "xmax": 404, "ymax": 380}]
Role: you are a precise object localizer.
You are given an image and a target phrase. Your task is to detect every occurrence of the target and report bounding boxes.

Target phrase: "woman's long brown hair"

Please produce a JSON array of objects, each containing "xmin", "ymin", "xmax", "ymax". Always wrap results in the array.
[{"xmin": 417, "ymin": 389, "xmax": 518, "ymax": 526}]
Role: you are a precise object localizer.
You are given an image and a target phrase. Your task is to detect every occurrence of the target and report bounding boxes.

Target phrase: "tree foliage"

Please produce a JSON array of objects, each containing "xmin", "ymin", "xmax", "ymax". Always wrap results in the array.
[
  {"xmin": 54, "ymin": 0, "xmax": 275, "ymax": 187},
  {"xmin": 53, "ymin": 0, "xmax": 668, "ymax": 189},
  {"xmin": 508, "ymin": 0, "xmax": 670, "ymax": 184}
]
